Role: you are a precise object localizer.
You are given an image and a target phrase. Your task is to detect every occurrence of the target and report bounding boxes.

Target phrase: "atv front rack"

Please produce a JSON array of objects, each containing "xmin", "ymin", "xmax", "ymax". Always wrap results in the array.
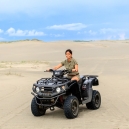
[{"xmin": 31, "ymin": 92, "xmax": 66, "ymax": 107}]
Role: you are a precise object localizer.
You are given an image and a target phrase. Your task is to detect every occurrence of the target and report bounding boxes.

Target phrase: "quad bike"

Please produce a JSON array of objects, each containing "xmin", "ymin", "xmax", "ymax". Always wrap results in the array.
[{"xmin": 31, "ymin": 69, "xmax": 101, "ymax": 119}]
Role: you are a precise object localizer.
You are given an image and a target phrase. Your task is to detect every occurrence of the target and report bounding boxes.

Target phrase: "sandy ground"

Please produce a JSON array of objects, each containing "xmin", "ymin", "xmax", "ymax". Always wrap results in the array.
[{"xmin": 0, "ymin": 40, "xmax": 129, "ymax": 129}]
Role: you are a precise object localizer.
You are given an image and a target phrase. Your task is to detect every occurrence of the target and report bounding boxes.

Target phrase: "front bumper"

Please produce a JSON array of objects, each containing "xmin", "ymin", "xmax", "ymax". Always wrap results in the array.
[{"xmin": 31, "ymin": 92, "xmax": 66, "ymax": 107}]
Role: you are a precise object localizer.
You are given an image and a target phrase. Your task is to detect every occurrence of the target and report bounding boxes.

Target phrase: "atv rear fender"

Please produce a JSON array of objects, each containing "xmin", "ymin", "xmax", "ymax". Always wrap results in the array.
[{"xmin": 82, "ymin": 77, "xmax": 99, "ymax": 103}]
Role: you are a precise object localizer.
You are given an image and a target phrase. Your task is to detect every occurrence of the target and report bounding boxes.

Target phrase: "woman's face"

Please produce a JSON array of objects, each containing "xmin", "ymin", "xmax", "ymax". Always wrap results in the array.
[{"xmin": 65, "ymin": 51, "xmax": 72, "ymax": 59}]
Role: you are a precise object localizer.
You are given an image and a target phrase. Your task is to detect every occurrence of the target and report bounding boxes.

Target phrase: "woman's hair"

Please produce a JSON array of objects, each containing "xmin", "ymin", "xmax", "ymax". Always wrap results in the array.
[{"xmin": 65, "ymin": 49, "xmax": 72, "ymax": 54}]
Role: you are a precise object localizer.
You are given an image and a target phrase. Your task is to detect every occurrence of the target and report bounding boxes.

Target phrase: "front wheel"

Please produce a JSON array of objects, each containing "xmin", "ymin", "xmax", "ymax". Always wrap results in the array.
[
  {"xmin": 63, "ymin": 96, "xmax": 79, "ymax": 119},
  {"xmin": 86, "ymin": 90, "xmax": 101, "ymax": 110},
  {"xmin": 31, "ymin": 97, "xmax": 46, "ymax": 116}
]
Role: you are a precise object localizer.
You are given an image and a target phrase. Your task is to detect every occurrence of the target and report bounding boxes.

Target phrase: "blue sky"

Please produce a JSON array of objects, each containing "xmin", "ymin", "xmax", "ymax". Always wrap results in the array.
[{"xmin": 0, "ymin": 0, "xmax": 129, "ymax": 41}]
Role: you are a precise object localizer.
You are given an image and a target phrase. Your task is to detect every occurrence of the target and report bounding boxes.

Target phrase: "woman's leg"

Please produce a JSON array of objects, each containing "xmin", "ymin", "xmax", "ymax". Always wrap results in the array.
[{"xmin": 71, "ymin": 75, "xmax": 80, "ymax": 82}]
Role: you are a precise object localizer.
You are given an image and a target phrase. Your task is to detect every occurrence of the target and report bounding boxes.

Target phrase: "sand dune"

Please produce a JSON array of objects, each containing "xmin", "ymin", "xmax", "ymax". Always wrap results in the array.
[{"xmin": 0, "ymin": 40, "xmax": 129, "ymax": 129}]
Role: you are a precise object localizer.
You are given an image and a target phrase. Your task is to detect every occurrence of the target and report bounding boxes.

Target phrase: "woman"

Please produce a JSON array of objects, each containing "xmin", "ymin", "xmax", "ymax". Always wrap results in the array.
[{"xmin": 47, "ymin": 49, "xmax": 80, "ymax": 81}]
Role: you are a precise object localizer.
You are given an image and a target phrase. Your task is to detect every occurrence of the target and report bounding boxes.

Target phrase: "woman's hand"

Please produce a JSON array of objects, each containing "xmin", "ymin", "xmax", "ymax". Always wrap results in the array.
[
  {"xmin": 72, "ymin": 65, "xmax": 78, "ymax": 72},
  {"xmin": 46, "ymin": 69, "xmax": 50, "ymax": 72},
  {"xmin": 46, "ymin": 69, "xmax": 53, "ymax": 72},
  {"xmin": 72, "ymin": 69, "xmax": 76, "ymax": 72}
]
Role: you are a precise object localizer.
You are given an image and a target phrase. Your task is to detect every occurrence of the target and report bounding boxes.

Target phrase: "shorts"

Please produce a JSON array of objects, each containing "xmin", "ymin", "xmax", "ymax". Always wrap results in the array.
[{"xmin": 67, "ymin": 74, "xmax": 80, "ymax": 80}]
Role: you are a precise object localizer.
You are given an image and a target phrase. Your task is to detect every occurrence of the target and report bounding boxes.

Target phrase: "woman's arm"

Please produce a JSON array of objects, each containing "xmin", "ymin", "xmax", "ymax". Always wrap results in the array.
[
  {"xmin": 53, "ymin": 63, "xmax": 63, "ymax": 70},
  {"xmin": 47, "ymin": 63, "xmax": 63, "ymax": 71},
  {"xmin": 72, "ymin": 64, "xmax": 78, "ymax": 72}
]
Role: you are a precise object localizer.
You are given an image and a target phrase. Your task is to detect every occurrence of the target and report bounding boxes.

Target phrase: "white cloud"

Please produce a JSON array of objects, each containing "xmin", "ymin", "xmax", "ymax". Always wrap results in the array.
[
  {"xmin": 0, "ymin": 29, "xmax": 4, "ymax": 33},
  {"xmin": 28, "ymin": 30, "xmax": 45, "ymax": 36},
  {"xmin": 100, "ymin": 28, "xmax": 118, "ymax": 34},
  {"xmin": 50, "ymin": 33, "xmax": 64, "ymax": 37},
  {"xmin": 89, "ymin": 30, "xmax": 97, "ymax": 35},
  {"xmin": 7, "ymin": 28, "xmax": 16, "ymax": 35},
  {"xmin": 77, "ymin": 30, "xmax": 97, "ymax": 35},
  {"xmin": 6, "ymin": 28, "xmax": 46, "ymax": 36},
  {"xmin": 47, "ymin": 23, "xmax": 87, "ymax": 30},
  {"xmin": 119, "ymin": 33, "xmax": 125, "ymax": 40},
  {"xmin": 106, "ymin": 35, "xmax": 117, "ymax": 40},
  {"xmin": 99, "ymin": 28, "xmax": 128, "ymax": 40}
]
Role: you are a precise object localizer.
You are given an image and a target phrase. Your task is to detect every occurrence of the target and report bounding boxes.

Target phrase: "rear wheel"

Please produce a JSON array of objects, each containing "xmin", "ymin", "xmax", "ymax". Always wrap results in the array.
[
  {"xmin": 31, "ymin": 97, "xmax": 46, "ymax": 116},
  {"xmin": 63, "ymin": 96, "xmax": 79, "ymax": 119},
  {"xmin": 86, "ymin": 90, "xmax": 101, "ymax": 110}
]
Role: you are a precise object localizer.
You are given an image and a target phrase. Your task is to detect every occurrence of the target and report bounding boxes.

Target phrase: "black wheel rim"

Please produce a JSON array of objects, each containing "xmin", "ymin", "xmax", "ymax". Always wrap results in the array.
[
  {"xmin": 71, "ymin": 99, "xmax": 78, "ymax": 116},
  {"xmin": 95, "ymin": 94, "xmax": 100, "ymax": 108}
]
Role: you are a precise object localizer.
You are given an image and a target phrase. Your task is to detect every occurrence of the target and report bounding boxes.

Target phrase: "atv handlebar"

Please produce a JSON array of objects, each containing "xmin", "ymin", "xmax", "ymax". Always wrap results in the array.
[
  {"xmin": 44, "ymin": 69, "xmax": 71, "ymax": 74},
  {"xmin": 62, "ymin": 69, "xmax": 72, "ymax": 74}
]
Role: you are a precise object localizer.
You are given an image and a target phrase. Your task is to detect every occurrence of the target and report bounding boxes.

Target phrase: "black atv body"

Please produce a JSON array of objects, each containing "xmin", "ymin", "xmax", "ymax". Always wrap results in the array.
[{"xmin": 31, "ymin": 69, "xmax": 101, "ymax": 119}]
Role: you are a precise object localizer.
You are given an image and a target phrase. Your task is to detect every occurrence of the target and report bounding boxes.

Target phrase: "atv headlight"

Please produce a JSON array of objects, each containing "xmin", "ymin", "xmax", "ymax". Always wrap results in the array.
[
  {"xmin": 33, "ymin": 86, "xmax": 35, "ymax": 90},
  {"xmin": 36, "ymin": 87, "xmax": 40, "ymax": 93},
  {"xmin": 56, "ymin": 87, "xmax": 61, "ymax": 93}
]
